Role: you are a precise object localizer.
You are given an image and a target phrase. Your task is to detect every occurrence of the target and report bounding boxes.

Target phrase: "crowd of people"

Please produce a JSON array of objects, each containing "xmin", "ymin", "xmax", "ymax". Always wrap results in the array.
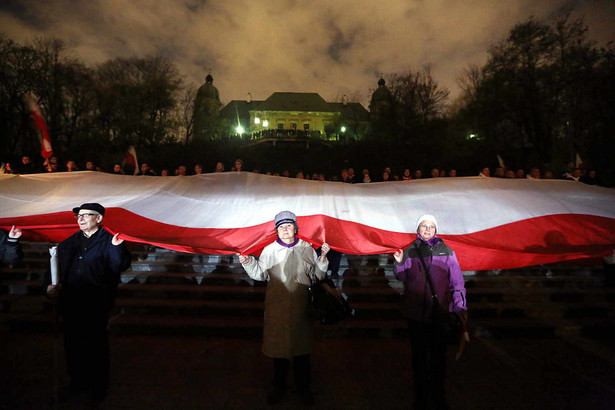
[{"xmin": 2, "ymin": 155, "xmax": 604, "ymax": 186}]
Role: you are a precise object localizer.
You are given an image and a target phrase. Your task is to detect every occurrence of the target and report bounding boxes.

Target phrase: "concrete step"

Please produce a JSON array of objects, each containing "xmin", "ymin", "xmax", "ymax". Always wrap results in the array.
[
  {"xmin": 106, "ymin": 315, "xmax": 414, "ymax": 338},
  {"xmin": 6, "ymin": 307, "xmax": 613, "ymax": 341},
  {"xmin": 3, "ymin": 288, "xmax": 612, "ymax": 335},
  {"xmin": 4, "ymin": 278, "xmax": 613, "ymax": 310},
  {"xmin": 2, "ymin": 263, "xmax": 605, "ymax": 291},
  {"xmin": 471, "ymin": 317, "xmax": 615, "ymax": 338}
]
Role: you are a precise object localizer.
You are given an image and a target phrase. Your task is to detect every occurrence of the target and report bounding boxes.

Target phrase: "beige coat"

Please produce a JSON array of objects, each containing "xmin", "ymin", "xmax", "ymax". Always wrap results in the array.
[{"xmin": 242, "ymin": 239, "xmax": 328, "ymax": 358}]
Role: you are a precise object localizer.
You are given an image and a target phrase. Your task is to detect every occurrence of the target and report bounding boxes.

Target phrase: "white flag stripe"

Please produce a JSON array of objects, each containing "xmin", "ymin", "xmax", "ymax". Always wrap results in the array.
[{"xmin": 0, "ymin": 172, "xmax": 613, "ymax": 235}]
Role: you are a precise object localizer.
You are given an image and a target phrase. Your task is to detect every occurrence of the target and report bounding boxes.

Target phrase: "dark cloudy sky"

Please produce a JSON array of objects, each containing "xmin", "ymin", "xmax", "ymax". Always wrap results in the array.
[{"xmin": 1, "ymin": 0, "xmax": 613, "ymax": 105}]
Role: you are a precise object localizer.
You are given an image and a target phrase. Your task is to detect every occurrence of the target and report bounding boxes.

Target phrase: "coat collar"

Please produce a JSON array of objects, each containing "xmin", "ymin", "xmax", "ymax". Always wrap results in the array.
[
  {"xmin": 276, "ymin": 237, "xmax": 299, "ymax": 248},
  {"xmin": 417, "ymin": 235, "xmax": 440, "ymax": 248}
]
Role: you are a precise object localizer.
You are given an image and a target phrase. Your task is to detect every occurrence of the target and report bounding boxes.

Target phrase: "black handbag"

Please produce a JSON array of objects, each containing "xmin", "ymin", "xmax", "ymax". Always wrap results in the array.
[
  {"xmin": 417, "ymin": 247, "xmax": 460, "ymax": 335},
  {"xmin": 430, "ymin": 297, "xmax": 460, "ymax": 335},
  {"xmin": 308, "ymin": 277, "xmax": 354, "ymax": 325}
]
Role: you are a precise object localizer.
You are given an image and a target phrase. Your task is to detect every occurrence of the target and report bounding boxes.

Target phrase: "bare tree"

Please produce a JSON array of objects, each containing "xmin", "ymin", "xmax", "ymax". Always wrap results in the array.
[
  {"xmin": 0, "ymin": 36, "xmax": 39, "ymax": 157},
  {"xmin": 388, "ymin": 69, "xmax": 449, "ymax": 123},
  {"xmin": 380, "ymin": 69, "xmax": 450, "ymax": 143},
  {"xmin": 94, "ymin": 55, "xmax": 183, "ymax": 147},
  {"xmin": 175, "ymin": 83, "xmax": 196, "ymax": 144},
  {"xmin": 455, "ymin": 12, "xmax": 609, "ymax": 170}
]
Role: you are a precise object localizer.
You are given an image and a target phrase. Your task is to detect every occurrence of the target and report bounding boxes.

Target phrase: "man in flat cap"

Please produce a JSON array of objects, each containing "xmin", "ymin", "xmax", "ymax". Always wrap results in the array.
[{"xmin": 46, "ymin": 203, "xmax": 131, "ymax": 404}]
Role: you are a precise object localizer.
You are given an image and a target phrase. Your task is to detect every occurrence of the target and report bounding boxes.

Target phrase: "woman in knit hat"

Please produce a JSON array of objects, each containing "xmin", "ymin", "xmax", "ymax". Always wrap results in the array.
[
  {"xmin": 393, "ymin": 214, "xmax": 468, "ymax": 410},
  {"xmin": 238, "ymin": 211, "xmax": 330, "ymax": 405}
]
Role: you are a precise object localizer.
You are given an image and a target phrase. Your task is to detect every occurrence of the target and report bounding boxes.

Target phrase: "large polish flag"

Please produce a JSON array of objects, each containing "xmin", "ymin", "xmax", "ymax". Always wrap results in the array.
[{"xmin": 0, "ymin": 172, "xmax": 613, "ymax": 270}]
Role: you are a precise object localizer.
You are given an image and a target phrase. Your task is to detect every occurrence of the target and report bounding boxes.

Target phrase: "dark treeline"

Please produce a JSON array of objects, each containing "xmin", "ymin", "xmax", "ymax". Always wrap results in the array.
[{"xmin": 1, "ymin": 12, "xmax": 613, "ymax": 184}]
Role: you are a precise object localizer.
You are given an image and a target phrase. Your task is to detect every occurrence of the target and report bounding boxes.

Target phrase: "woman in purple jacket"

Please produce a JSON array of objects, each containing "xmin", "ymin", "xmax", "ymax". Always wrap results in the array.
[{"xmin": 394, "ymin": 214, "xmax": 467, "ymax": 410}]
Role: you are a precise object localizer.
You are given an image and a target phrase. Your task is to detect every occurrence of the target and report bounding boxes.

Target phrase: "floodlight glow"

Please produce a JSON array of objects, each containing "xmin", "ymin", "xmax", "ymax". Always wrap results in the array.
[
  {"xmin": 236, "ymin": 125, "xmax": 244, "ymax": 134},
  {"xmin": 341, "ymin": 126, "xmax": 346, "ymax": 132}
]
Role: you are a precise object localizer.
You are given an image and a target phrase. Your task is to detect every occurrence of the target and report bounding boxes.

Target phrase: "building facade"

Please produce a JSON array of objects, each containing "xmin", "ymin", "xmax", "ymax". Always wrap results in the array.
[{"xmin": 219, "ymin": 92, "xmax": 369, "ymax": 142}]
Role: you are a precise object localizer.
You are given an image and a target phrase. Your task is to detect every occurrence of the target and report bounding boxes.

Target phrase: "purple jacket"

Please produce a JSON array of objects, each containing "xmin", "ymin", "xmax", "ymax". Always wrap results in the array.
[{"xmin": 395, "ymin": 236, "xmax": 467, "ymax": 322}]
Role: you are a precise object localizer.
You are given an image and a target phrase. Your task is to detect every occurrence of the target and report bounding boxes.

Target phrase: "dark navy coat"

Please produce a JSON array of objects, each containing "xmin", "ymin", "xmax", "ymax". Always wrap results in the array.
[{"xmin": 52, "ymin": 228, "xmax": 131, "ymax": 321}]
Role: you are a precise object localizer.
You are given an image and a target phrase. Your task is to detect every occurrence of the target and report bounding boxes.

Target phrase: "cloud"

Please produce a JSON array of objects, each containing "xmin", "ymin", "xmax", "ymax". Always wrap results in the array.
[{"xmin": 1, "ymin": 0, "xmax": 613, "ymax": 106}]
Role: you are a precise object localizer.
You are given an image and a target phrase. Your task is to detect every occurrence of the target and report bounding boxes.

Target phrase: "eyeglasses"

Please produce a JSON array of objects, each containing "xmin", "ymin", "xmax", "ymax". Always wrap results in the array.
[
  {"xmin": 74, "ymin": 213, "xmax": 99, "ymax": 219},
  {"xmin": 419, "ymin": 224, "xmax": 436, "ymax": 230}
]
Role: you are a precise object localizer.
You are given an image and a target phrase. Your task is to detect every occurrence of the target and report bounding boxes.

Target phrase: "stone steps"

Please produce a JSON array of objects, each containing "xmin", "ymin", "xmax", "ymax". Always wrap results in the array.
[
  {"xmin": 1, "ymin": 242, "xmax": 613, "ymax": 339},
  {"xmin": 2, "ymin": 274, "xmax": 611, "ymax": 298}
]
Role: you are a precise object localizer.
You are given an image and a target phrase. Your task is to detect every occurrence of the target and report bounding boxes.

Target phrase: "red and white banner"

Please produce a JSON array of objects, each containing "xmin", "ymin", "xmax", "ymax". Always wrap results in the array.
[
  {"xmin": 0, "ymin": 172, "xmax": 613, "ymax": 270},
  {"xmin": 123, "ymin": 146, "xmax": 139, "ymax": 175},
  {"xmin": 576, "ymin": 153, "xmax": 584, "ymax": 169},
  {"xmin": 497, "ymin": 154, "xmax": 505, "ymax": 169},
  {"xmin": 24, "ymin": 95, "xmax": 53, "ymax": 159}
]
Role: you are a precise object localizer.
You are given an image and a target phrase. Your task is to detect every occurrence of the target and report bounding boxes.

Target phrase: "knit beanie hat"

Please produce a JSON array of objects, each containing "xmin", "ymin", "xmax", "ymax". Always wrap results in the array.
[{"xmin": 416, "ymin": 214, "xmax": 438, "ymax": 232}]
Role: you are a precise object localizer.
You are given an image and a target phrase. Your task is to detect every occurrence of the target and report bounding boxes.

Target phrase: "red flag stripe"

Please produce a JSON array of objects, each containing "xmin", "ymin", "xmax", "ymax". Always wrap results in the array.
[{"xmin": 1, "ymin": 211, "xmax": 613, "ymax": 270}]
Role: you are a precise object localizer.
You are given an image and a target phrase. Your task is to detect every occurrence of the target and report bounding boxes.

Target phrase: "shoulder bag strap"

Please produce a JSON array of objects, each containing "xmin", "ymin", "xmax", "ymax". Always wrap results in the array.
[{"xmin": 417, "ymin": 246, "xmax": 439, "ymax": 303}]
